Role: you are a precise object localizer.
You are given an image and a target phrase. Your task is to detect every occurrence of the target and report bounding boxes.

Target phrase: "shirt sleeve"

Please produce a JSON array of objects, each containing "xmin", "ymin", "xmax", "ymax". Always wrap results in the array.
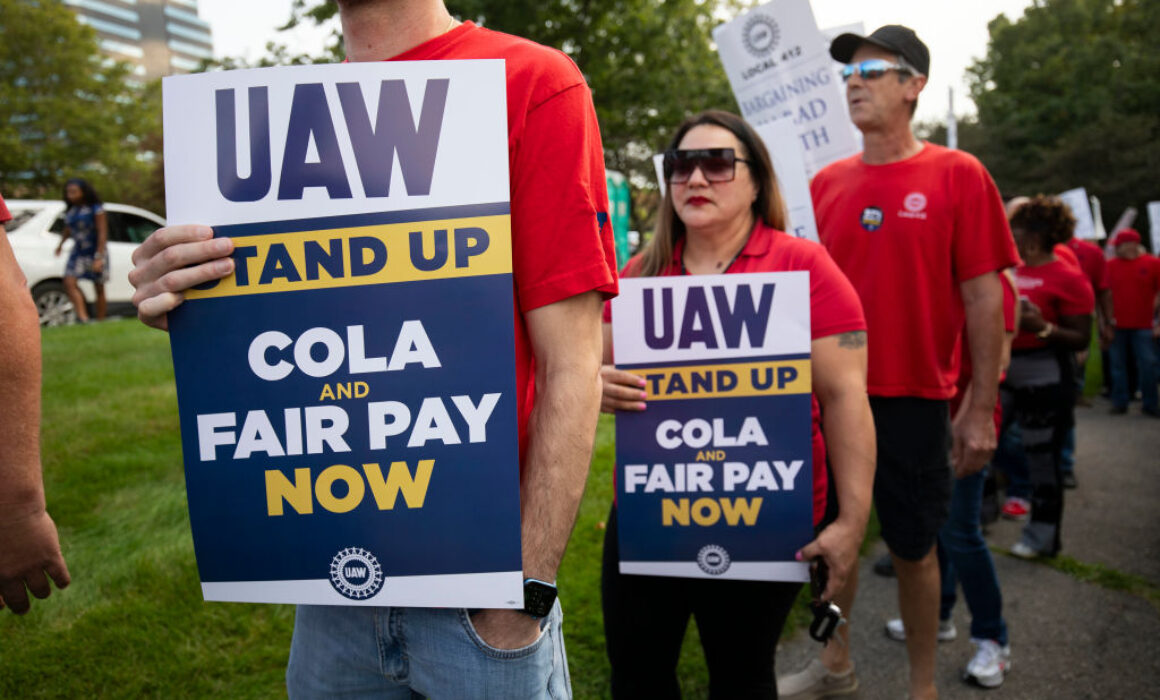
[
  {"xmin": 0, "ymin": 193, "xmax": 10, "ymax": 224},
  {"xmin": 952, "ymin": 157, "xmax": 1020, "ymax": 283},
  {"xmin": 510, "ymin": 82, "xmax": 619, "ymax": 313},
  {"xmin": 803, "ymin": 242, "xmax": 867, "ymax": 339}
]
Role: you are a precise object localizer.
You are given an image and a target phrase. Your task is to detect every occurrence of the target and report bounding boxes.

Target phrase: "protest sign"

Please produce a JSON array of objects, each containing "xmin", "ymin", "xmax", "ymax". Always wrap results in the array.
[
  {"xmin": 611, "ymin": 273, "xmax": 813, "ymax": 582},
  {"xmin": 162, "ymin": 61, "xmax": 523, "ymax": 607},
  {"xmin": 1059, "ymin": 187, "xmax": 1097, "ymax": 241},
  {"xmin": 713, "ymin": 0, "xmax": 860, "ymax": 179}
]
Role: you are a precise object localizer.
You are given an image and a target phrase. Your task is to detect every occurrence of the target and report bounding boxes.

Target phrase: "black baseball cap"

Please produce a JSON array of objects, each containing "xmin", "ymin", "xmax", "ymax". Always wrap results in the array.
[{"xmin": 829, "ymin": 25, "xmax": 930, "ymax": 77}]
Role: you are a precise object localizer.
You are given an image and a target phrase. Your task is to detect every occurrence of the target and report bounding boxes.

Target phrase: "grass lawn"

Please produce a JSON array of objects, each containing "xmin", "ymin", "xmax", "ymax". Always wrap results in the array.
[{"xmin": 7, "ymin": 319, "xmax": 837, "ymax": 697}]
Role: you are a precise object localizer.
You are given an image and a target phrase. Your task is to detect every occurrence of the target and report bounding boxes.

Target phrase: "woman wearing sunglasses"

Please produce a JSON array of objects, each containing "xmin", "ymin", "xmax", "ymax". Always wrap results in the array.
[{"xmin": 599, "ymin": 110, "xmax": 876, "ymax": 698}]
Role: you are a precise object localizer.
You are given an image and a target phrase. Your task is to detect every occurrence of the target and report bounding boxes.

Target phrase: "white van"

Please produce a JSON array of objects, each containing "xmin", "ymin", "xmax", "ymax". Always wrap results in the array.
[{"xmin": 5, "ymin": 200, "xmax": 165, "ymax": 326}]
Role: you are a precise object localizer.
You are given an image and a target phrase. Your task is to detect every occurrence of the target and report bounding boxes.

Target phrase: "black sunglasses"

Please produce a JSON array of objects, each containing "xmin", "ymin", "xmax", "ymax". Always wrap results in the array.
[{"xmin": 663, "ymin": 148, "xmax": 751, "ymax": 184}]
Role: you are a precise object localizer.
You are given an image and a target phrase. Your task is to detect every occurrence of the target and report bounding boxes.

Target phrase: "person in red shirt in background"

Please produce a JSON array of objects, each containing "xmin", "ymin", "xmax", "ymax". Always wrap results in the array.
[
  {"xmin": 0, "ymin": 191, "xmax": 72, "ymax": 615},
  {"xmin": 781, "ymin": 25, "xmax": 1019, "ymax": 700},
  {"xmin": 1004, "ymin": 196, "xmax": 1093, "ymax": 559},
  {"xmin": 1106, "ymin": 228, "xmax": 1160, "ymax": 416}
]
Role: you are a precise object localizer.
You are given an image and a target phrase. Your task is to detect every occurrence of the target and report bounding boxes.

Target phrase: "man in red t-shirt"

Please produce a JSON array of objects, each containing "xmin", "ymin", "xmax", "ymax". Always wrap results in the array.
[
  {"xmin": 780, "ymin": 26, "xmax": 1019, "ymax": 700},
  {"xmin": 0, "ymin": 192, "xmax": 72, "ymax": 616},
  {"xmin": 1106, "ymin": 229, "xmax": 1160, "ymax": 415},
  {"xmin": 127, "ymin": 2, "xmax": 618, "ymax": 696}
]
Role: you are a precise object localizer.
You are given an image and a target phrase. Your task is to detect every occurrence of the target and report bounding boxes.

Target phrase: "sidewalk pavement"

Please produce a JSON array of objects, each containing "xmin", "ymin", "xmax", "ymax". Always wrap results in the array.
[{"xmin": 776, "ymin": 397, "xmax": 1160, "ymax": 699}]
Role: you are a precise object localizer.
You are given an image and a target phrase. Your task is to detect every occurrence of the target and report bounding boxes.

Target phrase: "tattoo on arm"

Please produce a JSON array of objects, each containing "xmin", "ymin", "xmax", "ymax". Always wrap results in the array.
[{"xmin": 837, "ymin": 331, "xmax": 867, "ymax": 349}]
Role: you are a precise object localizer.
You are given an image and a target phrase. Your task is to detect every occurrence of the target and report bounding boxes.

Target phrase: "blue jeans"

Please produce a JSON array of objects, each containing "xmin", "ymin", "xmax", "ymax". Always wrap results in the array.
[
  {"xmin": 286, "ymin": 602, "xmax": 571, "ymax": 699},
  {"xmin": 938, "ymin": 470, "xmax": 1008, "ymax": 645},
  {"xmin": 993, "ymin": 423, "xmax": 1030, "ymax": 500},
  {"xmin": 1110, "ymin": 329, "xmax": 1158, "ymax": 411}
]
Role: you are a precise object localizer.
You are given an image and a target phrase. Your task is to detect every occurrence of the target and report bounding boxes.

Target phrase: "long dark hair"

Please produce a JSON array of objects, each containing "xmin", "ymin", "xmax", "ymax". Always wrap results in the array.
[
  {"xmin": 62, "ymin": 178, "xmax": 101, "ymax": 209},
  {"xmin": 636, "ymin": 110, "xmax": 787, "ymax": 278}
]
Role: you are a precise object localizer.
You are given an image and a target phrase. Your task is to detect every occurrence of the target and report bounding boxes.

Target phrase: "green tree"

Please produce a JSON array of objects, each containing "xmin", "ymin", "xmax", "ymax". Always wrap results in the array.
[
  {"xmin": 966, "ymin": 0, "xmax": 1160, "ymax": 227},
  {"xmin": 0, "ymin": 0, "xmax": 161, "ymax": 212},
  {"xmin": 262, "ymin": 0, "xmax": 751, "ymax": 232}
]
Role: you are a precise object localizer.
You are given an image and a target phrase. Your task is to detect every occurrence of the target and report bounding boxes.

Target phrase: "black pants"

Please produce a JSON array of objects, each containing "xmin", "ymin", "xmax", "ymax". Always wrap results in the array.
[
  {"xmin": 999, "ymin": 352, "xmax": 1072, "ymax": 555},
  {"xmin": 601, "ymin": 507, "xmax": 802, "ymax": 699}
]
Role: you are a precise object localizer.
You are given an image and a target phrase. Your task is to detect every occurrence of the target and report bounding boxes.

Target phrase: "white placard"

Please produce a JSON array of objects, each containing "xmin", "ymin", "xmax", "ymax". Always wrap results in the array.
[
  {"xmin": 1058, "ymin": 187, "xmax": 1097, "ymax": 241},
  {"xmin": 713, "ymin": 0, "xmax": 860, "ymax": 179}
]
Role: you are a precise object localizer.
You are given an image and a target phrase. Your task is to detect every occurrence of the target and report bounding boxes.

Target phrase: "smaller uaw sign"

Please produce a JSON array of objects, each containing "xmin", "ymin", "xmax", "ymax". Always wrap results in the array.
[{"xmin": 611, "ymin": 272, "xmax": 812, "ymax": 581}]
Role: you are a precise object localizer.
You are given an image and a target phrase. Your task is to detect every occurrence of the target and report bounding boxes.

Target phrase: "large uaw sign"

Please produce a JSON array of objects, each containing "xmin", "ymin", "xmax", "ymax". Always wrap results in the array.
[
  {"xmin": 714, "ymin": 0, "xmax": 859, "ymax": 178},
  {"xmin": 612, "ymin": 273, "xmax": 812, "ymax": 581},
  {"xmin": 162, "ymin": 61, "xmax": 522, "ymax": 607}
]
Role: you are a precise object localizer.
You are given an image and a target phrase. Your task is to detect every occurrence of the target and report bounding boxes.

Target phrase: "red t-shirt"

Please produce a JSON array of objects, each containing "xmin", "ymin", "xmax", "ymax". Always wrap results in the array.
[
  {"xmin": 607, "ymin": 222, "xmax": 867, "ymax": 525},
  {"xmin": 392, "ymin": 23, "xmax": 620, "ymax": 462},
  {"xmin": 812, "ymin": 143, "xmax": 1019, "ymax": 400},
  {"xmin": 1066, "ymin": 238, "xmax": 1108, "ymax": 292},
  {"xmin": 1107, "ymin": 255, "xmax": 1160, "ymax": 329},
  {"xmin": 1012, "ymin": 259, "xmax": 1095, "ymax": 350},
  {"xmin": 0, "ymin": 193, "xmax": 10, "ymax": 224},
  {"xmin": 1054, "ymin": 243, "xmax": 1080, "ymax": 271}
]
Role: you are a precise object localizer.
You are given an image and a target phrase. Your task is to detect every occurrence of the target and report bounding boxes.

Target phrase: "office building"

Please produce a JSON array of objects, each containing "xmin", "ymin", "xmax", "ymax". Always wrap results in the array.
[{"xmin": 64, "ymin": 0, "xmax": 214, "ymax": 82}]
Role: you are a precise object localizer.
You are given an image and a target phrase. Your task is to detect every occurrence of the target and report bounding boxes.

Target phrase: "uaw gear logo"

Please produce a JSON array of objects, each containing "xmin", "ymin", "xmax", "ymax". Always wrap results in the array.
[
  {"xmin": 742, "ymin": 15, "xmax": 780, "ymax": 57},
  {"xmin": 899, "ymin": 192, "xmax": 929, "ymax": 220},
  {"xmin": 329, "ymin": 547, "xmax": 384, "ymax": 600},
  {"xmin": 696, "ymin": 544, "xmax": 732, "ymax": 575},
  {"xmin": 860, "ymin": 206, "xmax": 885, "ymax": 232}
]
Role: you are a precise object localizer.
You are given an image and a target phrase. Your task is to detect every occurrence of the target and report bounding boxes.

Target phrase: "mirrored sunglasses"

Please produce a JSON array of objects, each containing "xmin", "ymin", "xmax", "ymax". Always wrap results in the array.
[
  {"xmin": 663, "ymin": 148, "xmax": 751, "ymax": 184},
  {"xmin": 840, "ymin": 58, "xmax": 913, "ymax": 82}
]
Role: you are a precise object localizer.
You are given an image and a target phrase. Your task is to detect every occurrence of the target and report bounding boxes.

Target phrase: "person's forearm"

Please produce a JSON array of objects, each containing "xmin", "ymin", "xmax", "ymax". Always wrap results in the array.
[
  {"xmin": 820, "ymin": 390, "xmax": 875, "ymax": 530},
  {"xmin": 963, "ymin": 274, "xmax": 1005, "ymax": 417},
  {"xmin": 0, "ymin": 270, "xmax": 45, "ymax": 509},
  {"xmin": 520, "ymin": 361, "xmax": 602, "ymax": 581}
]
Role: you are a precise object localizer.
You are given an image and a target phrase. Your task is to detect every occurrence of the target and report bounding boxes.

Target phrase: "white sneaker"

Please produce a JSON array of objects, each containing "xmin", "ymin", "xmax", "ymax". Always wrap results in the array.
[
  {"xmin": 1010, "ymin": 541, "xmax": 1039, "ymax": 559},
  {"xmin": 883, "ymin": 617, "xmax": 957, "ymax": 642},
  {"xmin": 776, "ymin": 658, "xmax": 858, "ymax": 700},
  {"xmin": 962, "ymin": 638, "xmax": 1011, "ymax": 688}
]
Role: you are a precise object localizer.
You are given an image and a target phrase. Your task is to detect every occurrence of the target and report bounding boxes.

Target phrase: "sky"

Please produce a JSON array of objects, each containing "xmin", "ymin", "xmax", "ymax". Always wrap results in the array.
[{"xmin": 197, "ymin": 0, "xmax": 1037, "ymax": 123}]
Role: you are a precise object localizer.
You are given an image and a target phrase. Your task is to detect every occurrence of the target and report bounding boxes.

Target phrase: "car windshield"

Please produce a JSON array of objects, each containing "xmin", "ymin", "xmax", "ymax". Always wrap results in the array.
[{"xmin": 5, "ymin": 208, "xmax": 40, "ymax": 231}]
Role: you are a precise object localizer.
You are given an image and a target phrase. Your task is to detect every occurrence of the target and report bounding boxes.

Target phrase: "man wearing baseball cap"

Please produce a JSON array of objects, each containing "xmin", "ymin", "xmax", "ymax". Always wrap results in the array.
[
  {"xmin": 778, "ymin": 25, "xmax": 1019, "ymax": 700},
  {"xmin": 1106, "ymin": 228, "xmax": 1160, "ymax": 416}
]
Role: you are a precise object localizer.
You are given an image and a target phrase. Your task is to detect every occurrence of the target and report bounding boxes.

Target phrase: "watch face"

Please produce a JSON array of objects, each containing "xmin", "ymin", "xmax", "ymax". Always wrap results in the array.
[{"xmin": 523, "ymin": 581, "xmax": 557, "ymax": 618}]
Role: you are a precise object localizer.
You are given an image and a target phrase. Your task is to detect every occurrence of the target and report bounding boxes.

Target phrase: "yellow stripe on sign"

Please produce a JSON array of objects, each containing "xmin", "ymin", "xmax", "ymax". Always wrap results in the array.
[
  {"xmin": 629, "ymin": 360, "xmax": 812, "ymax": 401},
  {"xmin": 186, "ymin": 215, "xmax": 512, "ymax": 299}
]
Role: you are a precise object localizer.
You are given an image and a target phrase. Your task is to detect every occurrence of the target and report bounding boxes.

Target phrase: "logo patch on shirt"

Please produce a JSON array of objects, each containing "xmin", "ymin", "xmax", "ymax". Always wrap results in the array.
[
  {"xmin": 860, "ymin": 206, "xmax": 884, "ymax": 232},
  {"xmin": 899, "ymin": 192, "xmax": 928, "ymax": 220}
]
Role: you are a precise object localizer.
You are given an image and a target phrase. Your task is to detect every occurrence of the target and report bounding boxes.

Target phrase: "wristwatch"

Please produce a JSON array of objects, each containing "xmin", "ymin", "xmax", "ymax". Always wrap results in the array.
[
  {"xmin": 521, "ymin": 578, "xmax": 558, "ymax": 619},
  {"xmin": 1036, "ymin": 322, "xmax": 1054, "ymax": 339}
]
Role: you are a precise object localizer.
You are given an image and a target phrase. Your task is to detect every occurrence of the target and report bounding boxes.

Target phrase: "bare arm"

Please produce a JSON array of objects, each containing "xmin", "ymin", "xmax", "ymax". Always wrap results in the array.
[
  {"xmin": 92, "ymin": 210, "xmax": 109, "ymax": 274},
  {"xmin": 470, "ymin": 290, "xmax": 605, "ymax": 647},
  {"xmin": 0, "ymin": 228, "xmax": 70, "ymax": 614},
  {"xmin": 798, "ymin": 330, "xmax": 875, "ymax": 601},
  {"xmin": 954, "ymin": 271, "xmax": 1005, "ymax": 476}
]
